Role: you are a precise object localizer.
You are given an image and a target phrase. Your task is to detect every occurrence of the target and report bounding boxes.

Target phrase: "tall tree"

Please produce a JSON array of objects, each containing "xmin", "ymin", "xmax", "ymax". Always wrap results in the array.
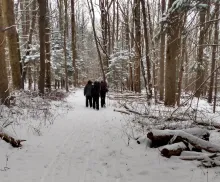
[
  {"xmin": 140, "ymin": 0, "xmax": 152, "ymax": 98},
  {"xmin": 159, "ymin": 0, "xmax": 165, "ymax": 100},
  {"xmin": 208, "ymin": 2, "xmax": 219, "ymax": 103},
  {"xmin": 0, "ymin": 1, "xmax": 9, "ymax": 104},
  {"xmin": 195, "ymin": 5, "xmax": 206, "ymax": 97},
  {"xmin": 2, "ymin": 0, "xmax": 22, "ymax": 89},
  {"xmin": 64, "ymin": 0, "xmax": 69, "ymax": 92},
  {"xmin": 45, "ymin": 0, "xmax": 51, "ymax": 91},
  {"xmin": 165, "ymin": 0, "xmax": 181, "ymax": 106},
  {"xmin": 71, "ymin": 0, "xmax": 77, "ymax": 87},
  {"xmin": 38, "ymin": 0, "xmax": 46, "ymax": 94},
  {"xmin": 134, "ymin": 0, "xmax": 141, "ymax": 93}
]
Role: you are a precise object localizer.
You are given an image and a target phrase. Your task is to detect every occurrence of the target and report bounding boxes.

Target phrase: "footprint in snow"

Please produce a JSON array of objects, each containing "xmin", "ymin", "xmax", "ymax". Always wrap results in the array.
[{"xmin": 138, "ymin": 170, "xmax": 149, "ymax": 175}]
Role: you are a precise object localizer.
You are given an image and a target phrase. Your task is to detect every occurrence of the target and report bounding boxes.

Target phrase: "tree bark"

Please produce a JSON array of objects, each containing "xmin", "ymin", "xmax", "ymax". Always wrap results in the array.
[
  {"xmin": 38, "ymin": 0, "xmax": 46, "ymax": 94},
  {"xmin": 159, "ymin": 0, "xmax": 165, "ymax": 100},
  {"xmin": 71, "ymin": 0, "xmax": 77, "ymax": 87},
  {"xmin": 165, "ymin": 0, "xmax": 180, "ymax": 106},
  {"xmin": 0, "ymin": 1, "xmax": 9, "ymax": 105},
  {"xmin": 45, "ymin": 0, "xmax": 51, "ymax": 91},
  {"xmin": 140, "ymin": 0, "xmax": 152, "ymax": 99},
  {"xmin": 195, "ymin": 5, "xmax": 206, "ymax": 97},
  {"xmin": 134, "ymin": 0, "xmax": 141, "ymax": 93},
  {"xmin": 208, "ymin": 3, "xmax": 219, "ymax": 103},
  {"xmin": 64, "ymin": 0, "xmax": 69, "ymax": 92},
  {"xmin": 3, "ymin": 0, "xmax": 22, "ymax": 89}
]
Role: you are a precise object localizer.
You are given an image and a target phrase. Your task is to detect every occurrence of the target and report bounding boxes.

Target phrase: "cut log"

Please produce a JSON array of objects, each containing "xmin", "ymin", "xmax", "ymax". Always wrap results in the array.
[
  {"xmin": 0, "ymin": 132, "xmax": 26, "ymax": 147},
  {"xmin": 147, "ymin": 128, "xmax": 209, "ymax": 148},
  {"xmin": 160, "ymin": 142, "xmax": 188, "ymax": 158},
  {"xmin": 147, "ymin": 129, "xmax": 220, "ymax": 153}
]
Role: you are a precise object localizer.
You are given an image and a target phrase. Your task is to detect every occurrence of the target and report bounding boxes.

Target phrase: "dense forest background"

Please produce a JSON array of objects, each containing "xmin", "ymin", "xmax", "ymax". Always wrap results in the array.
[{"xmin": 0, "ymin": 0, "xmax": 220, "ymax": 109}]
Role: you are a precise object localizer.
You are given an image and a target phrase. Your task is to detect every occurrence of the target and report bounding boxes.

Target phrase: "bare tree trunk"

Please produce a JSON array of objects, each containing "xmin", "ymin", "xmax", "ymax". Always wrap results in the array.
[
  {"xmin": 195, "ymin": 6, "xmax": 206, "ymax": 98},
  {"xmin": 165, "ymin": 0, "xmax": 180, "ymax": 106},
  {"xmin": 38, "ymin": 0, "xmax": 46, "ymax": 94},
  {"xmin": 22, "ymin": 0, "xmax": 37, "ymax": 88},
  {"xmin": 146, "ymin": 0, "xmax": 157, "ymax": 102},
  {"xmin": 140, "ymin": 0, "xmax": 152, "ymax": 99},
  {"xmin": 71, "ymin": 0, "xmax": 77, "ymax": 87},
  {"xmin": 159, "ymin": 0, "xmax": 165, "ymax": 101},
  {"xmin": 100, "ymin": 0, "xmax": 109, "ymax": 72},
  {"xmin": 3, "ymin": 0, "xmax": 22, "ymax": 89},
  {"xmin": 64, "ymin": 0, "xmax": 69, "ymax": 92},
  {"xmin": 0, "ymin": 1, "xmax": 9, "ymax": 105},
  {"xmin": 134, "ymin": 0, "xmax": 141, "ymax": 93},
  {"xmin": 176, "ymin": 14, "xmax": 187, "ymax": 106},
  {"xmin": 112, "ymin": 0, "xmax": 115, "ymax": 51},
  {"xmin": 208, "ymin": 3, "xmax": 219, "ymax": 103},
  {"xmin": 213, "ymin": 65, "xmax": 218, "ymax": 113},
  {"xmin": 45, "ymin": 0, "xmax": 51, "ymax": 91}
]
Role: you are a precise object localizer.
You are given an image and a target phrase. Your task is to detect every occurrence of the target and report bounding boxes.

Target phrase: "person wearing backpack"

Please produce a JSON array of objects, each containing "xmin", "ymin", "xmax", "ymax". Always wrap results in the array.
[{"xmin": 100, "ymin": 80, "xmax": 108, "ymax": 108}]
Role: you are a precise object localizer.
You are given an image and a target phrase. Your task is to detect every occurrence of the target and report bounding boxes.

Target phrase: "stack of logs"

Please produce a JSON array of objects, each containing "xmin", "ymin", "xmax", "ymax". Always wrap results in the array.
[{"xmin": 137, "ymin": 128, "xmax": 220, "ymax": 167}]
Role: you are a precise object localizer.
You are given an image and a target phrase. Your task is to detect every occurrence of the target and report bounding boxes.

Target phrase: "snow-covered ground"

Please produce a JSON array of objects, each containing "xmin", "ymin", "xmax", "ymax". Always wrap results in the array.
[{"xmin": 0, "ymin": 89, "xmax": 220, "ymax": 182}]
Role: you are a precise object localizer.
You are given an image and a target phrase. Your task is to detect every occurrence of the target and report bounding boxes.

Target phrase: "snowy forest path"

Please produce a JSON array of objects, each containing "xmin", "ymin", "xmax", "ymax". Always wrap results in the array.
[
  {"xmin": 1, "ymin": 89, "xmax": 219, "ymax": 182},
  {"xmin": 38, "ymin": 89, "xmax": 126, "ymax": 182}
]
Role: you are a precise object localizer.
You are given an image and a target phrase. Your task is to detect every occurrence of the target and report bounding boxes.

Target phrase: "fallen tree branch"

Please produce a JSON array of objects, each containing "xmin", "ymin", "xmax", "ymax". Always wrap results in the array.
[
  {"xmin": 0, "ymin": 132, "xmax": 26, "ymax": 147},
  {"xmin": 113, "ymin": 109, "xmax": 130, "ymax": 115}
]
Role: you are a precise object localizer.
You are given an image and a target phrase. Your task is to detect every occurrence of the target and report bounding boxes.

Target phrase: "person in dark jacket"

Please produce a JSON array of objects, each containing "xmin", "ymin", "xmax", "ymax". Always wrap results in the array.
[
  {"xmin": 91, "ymin": 81, "xmax": 100, "ymax": 110},
  {"xmin": 84, "ymin": 80, "xmax": 93, "ymax": 107},
  {"xmin": 100, "ymin": 80, "xmax": 108, "ymax": 107}
]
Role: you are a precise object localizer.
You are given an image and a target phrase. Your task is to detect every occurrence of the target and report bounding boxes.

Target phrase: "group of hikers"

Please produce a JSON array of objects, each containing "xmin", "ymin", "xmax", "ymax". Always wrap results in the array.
[{"xmin": 84, "ymin": 80, "xmax": 108, "ymax": 110}]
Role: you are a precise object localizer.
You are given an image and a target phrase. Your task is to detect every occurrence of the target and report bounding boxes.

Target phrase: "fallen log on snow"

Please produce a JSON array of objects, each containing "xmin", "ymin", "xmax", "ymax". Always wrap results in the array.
[
  {"xmin": 160, "ymin": 142, "xmax": 188, "ymax": 158},
  {"xmin": 179, "ymin": 154, "xmax": 217, "ymax": 161},
  {"xmin": 147, "ymin": 129, "xmax": 220, "ymax": 153},
  {"xmin": 0, "ymin": 127, "xmax": 26, "ymax": 147},
  {"xmin": 194, "ymin": 120, "xmax": 220, "ymax": 129},
  {"xmin": 147, "ymin": 128, "xmax": 209, "ymax": 148},
  {"xmin": 0, "ymin": 133, "xmax": 26, "ymax": 147},
  {"xmin": 183, "ymin": 128, "xmax": 210, "ymax": 141}
]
